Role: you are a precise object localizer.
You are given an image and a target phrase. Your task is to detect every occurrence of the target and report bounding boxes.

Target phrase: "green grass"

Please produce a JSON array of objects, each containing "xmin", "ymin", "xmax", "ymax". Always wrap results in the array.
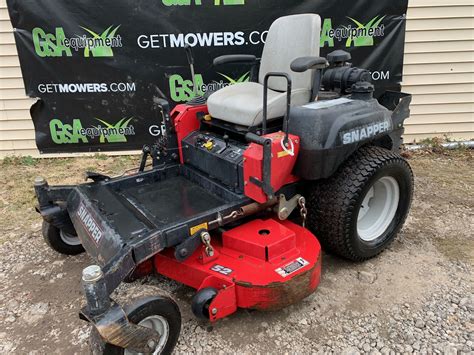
[
  {"xmin": 2, "ymin": 155, "xmax": 38, "ymax": 167},
  {"xmin": 93, "ymin": 153, "xmax": 108, "ymax": 160}
]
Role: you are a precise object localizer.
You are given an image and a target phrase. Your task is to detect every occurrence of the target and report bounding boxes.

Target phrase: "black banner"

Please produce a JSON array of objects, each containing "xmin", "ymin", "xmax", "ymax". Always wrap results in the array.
[{"xmin": 7, "ymin": 0, "xmax": 408, "ymax": 153}]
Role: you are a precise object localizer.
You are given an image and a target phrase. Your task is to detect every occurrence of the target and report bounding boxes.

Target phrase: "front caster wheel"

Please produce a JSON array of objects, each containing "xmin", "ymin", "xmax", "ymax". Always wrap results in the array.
[
  {"xmin": 191, "ymin": 287, "xmax": 218, "ymax": 320},
  {"xmin": 90, "ymin": 296, "xmax": 181, "ymax": 355},
  {"xmin": 42, "ymin": 221, "xmax": 84, "ymax": 255},
  {"xmin": 307, "ymin": 146, "xmax": 414, "ymax": 261}
]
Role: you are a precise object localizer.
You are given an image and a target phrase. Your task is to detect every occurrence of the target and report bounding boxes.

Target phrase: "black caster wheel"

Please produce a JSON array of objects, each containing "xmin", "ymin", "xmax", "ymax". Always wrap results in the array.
[
  {"xmin": 42, "ymin": 221, "xmax": 84, "ymax": 255},
  {"xmin": 90, "ymin": 296, "xmax": 181, "ymax": 355},
  {"xmin": 191, "ymin": 287, "xmax": 218, "ymax": 320}
]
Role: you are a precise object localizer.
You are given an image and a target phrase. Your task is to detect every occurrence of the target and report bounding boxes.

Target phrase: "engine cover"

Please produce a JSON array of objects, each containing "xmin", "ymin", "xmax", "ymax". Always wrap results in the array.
[{"xmin": 289, "ymin": 97, "xmax": 395, "ymax": 180}]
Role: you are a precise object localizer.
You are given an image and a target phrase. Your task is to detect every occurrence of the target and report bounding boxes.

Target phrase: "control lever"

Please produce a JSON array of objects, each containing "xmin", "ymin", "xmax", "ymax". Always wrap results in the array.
[
  {"xmin": 223, "ymin": 134, "xmax": 230, "ymax": 148},
  {"xmin": 184, "ymin": 43, "xmax": 197, "ymax": 96}
]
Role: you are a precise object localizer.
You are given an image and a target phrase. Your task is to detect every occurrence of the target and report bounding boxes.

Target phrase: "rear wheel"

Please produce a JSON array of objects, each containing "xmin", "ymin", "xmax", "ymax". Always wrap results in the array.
[
  {"xmin": 42, "ymin": 221, "xmax": 84, "ymax": 255},
  {"xmin": 307, "ymin": 146, "xmax": 414, "ymax": 261}
]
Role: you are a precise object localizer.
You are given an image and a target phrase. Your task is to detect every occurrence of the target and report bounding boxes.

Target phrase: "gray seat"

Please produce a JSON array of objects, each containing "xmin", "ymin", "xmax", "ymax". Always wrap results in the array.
[{"xmin": 207, "ymin": 14, "xmax": 321, "ymax": 127}]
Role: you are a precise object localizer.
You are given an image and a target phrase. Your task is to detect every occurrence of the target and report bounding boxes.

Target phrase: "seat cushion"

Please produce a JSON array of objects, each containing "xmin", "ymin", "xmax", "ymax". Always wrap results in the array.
[
  {"xmin": 207, "ymin": 82, "xmax": 310, "ymax": 127},
  {"xmin": 259, "ymin": 14, "xmax": 321, "ymax": 92}
]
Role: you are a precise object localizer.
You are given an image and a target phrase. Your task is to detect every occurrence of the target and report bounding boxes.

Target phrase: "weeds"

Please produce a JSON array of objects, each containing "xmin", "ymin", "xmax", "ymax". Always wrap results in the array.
[
  {"xmin": 1, "ymin": 155, "xmax": 38, "ymax": 167},
  {"xmin": 93, "ymin": 153, "xmax": 108, "ymax": 160},
  {"xmin": 409, "ymin": 136, "xmax": 473, "ymax": 157}
]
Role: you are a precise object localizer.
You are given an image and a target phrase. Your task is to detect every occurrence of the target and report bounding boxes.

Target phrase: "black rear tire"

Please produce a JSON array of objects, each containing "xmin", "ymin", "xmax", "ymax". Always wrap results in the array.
[
  {"xmin": 42, "ymin": 221, "xmax": 84, "ymax": 255},
  {"xmin": 90, "ymin": 296, "xmax": 181, "ymax": 355},
  {"xmin": 307, "ymin": 146, "xmax": 414, "ymax": 261}
]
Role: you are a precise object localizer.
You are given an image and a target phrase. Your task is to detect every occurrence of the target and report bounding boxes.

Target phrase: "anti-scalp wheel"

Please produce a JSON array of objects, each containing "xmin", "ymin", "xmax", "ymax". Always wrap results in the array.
[{"xmin": 191, "ymin": 287, "xmax": 218, "ymax": 320}]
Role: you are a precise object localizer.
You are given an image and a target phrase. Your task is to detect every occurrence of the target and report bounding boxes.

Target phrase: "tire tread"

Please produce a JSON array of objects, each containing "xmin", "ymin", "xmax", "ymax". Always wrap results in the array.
[{"xmin": 307, "ymin": 146, "xmax": 413, "ymax": 261}]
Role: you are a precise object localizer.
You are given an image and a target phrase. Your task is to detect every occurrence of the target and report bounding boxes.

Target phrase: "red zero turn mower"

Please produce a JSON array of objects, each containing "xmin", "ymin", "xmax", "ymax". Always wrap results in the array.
[{"xmin": 35, "ymin": 14, "xmax": 414, "ymax": 354}]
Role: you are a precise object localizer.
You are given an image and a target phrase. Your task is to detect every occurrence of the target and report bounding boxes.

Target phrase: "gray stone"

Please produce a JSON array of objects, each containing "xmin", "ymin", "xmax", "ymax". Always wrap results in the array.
[
  {"xmin": 444, "ymin": 344, "xmax": 458, "ymax": 355},
  {"xmin": 358, "ymin": 271, "xmax": 377, "ymax": 284},
  {"xmin": 341, "ymin": 346, "xmax": 360, "ymax": 355},
  {"xmin": 413, "ymin": 341, "xmax": 421, "ymax": 351},
  {"xmin": 6, "ymin": 299, "xmax": 19, "ymax": 312},
  {"xmin": 22, "ymin": 302, "xmax": 49, "ymax": 325},
  {"xmin": 415, "ymin": 319, "xmax": 426, "ymax": 328},
  {"xmin": 299, "ymin": 318, "xmax": 308, "ymax": 326}
]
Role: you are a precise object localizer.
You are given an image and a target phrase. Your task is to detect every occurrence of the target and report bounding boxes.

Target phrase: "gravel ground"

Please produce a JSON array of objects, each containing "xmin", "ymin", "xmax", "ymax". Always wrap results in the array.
[{"xmin": 0, "ymin": 150, "xmax": 472, "ymax": 354}]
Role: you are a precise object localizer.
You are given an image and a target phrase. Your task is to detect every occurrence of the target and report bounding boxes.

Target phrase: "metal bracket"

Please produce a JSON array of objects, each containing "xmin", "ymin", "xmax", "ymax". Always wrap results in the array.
[
  {"xmin": 80, "ymin": 301, "xmax": 161, "ymax": 353},
  {"xmin": 275, "ymin": 194, "xmax": 302, "ymax": 220},
  {"xmin": 139, "ymin": 144, "xmax": 162, "ymax": 172},
  {"xmin": 174, "ymin": 228, "xmax": 206, "ymax": 262},
  {"xmin": 84, "ymin": 171, "xmax": 111, "ymax": 182},
  {"xmin": 245, "ymin": 133, "xmax": 274, "ymax": 199},
  {"xmin": 80, "ymin": 265, "xmax": 161, "ymax": 352}
]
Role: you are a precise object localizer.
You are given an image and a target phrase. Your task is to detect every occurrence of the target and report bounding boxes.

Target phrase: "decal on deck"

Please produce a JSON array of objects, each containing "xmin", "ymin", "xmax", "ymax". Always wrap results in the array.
[
  {"xmin": 275, "ymin": 257, "xmax": 309, "ymax": 277},
  {"xmin": 189, "ymin": 222, "xmax": 208, "ymax": 235}
]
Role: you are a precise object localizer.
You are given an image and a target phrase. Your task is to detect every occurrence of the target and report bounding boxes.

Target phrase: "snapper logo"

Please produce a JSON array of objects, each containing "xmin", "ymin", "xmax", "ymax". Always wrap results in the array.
[
  {"xmin": 77, "ymin": 202, "xmax": 103, "ymax": 244},
  {"xmin": 341, "ymin": 121, "xmax": 391, "ymax": 145}
]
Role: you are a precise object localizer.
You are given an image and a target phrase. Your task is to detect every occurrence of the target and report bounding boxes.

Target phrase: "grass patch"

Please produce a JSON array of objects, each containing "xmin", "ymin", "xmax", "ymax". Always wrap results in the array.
[
  {"xmin": 2, "ymin": 155, "xmax": 38, "ymax": 167},
  {"xmin": 0, "ymin": 154, "xmax": 140, "ymax": 242},
  {"xmin": 93, "ymin": 153, "xmax": 109, "ymax": 160}
]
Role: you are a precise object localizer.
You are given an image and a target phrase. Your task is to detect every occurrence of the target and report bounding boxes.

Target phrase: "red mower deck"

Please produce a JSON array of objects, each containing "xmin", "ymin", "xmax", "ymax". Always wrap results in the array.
[{"xmin": 154, "ymin": 218, "xmax": 321, "ymax": 321}]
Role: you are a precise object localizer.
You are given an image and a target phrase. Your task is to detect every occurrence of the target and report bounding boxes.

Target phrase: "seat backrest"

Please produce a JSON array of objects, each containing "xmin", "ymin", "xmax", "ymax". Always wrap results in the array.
[{"xmin": 259, "ymin": 14, "xmax": 321, "ymax": 92}]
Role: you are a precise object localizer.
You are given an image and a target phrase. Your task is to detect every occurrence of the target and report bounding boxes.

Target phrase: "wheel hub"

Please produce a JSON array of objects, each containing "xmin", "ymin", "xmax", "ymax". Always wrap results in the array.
[
  {"xmin": 59, "ymin": 230, "xmax": 81, "ymax": 246},
  {"xmin": 357, "ymin": 176, "xmax": 400, "ymax": 242},
  {"xmin": 124, "ymin": 315, "xmax": 169, "ymax": 355}
]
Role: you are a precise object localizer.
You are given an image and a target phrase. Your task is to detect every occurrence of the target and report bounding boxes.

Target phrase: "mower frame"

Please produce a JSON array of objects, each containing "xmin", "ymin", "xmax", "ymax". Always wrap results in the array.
[{"xmin": 35, "ymin": 163, "xmax": 255, "ymax": 293}]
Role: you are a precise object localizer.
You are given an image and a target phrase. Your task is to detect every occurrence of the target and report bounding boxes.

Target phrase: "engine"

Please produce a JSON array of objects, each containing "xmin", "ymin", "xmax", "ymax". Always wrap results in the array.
[{"xmin": 320, "ymin": 49, "xmax": 372, "ymax": 96}]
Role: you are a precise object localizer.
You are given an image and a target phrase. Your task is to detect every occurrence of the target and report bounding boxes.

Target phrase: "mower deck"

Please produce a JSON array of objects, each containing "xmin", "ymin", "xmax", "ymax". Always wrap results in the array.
[
  {"xmin": 37, "ymin": 159, "xmax": 322, "ymax": 321},
  {"xmin": 155, "ymin": 218, "xmax": 321, "ymax": 321}
]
